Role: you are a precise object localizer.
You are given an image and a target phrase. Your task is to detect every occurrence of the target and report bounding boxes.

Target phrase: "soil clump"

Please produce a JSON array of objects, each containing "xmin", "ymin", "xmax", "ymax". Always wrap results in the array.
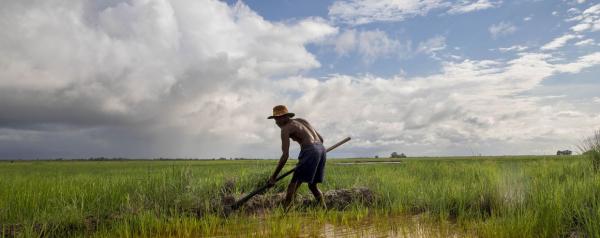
[{"xmin": 217, "ymin": 179, "xmax": 376, "ymax": 214}]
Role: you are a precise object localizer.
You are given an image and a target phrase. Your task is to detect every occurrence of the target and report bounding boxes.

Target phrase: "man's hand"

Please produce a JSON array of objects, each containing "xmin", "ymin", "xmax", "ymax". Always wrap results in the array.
[{"xmin": 267, "ymin": 176, "xmax": 277, "ymax": 187}]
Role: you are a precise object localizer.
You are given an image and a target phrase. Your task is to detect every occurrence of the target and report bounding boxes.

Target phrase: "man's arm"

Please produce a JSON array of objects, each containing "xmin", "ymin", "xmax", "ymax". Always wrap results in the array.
[{"xmin": 269, "ymin": 128, "xmax": 290, "ymax": 185}]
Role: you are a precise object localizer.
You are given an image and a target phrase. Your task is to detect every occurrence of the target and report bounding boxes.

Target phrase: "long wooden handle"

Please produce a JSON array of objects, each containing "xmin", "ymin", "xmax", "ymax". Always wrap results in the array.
[
  {"xmin": 230, "ymin": 137, "xmax": 351, "ymax": 210},
  {"xmin": 325, "ymin": 137, "xmax": 351, "ymax": 153}
]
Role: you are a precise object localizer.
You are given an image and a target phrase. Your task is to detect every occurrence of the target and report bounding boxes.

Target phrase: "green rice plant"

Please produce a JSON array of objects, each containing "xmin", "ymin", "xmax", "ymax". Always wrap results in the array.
[
  {"xmin": 2, "ymin": 156, "xmax": 600, "ymax": 237},
  {"xmin": 579, "ymin": 129, "xmax": 600, "ymax": 172}
]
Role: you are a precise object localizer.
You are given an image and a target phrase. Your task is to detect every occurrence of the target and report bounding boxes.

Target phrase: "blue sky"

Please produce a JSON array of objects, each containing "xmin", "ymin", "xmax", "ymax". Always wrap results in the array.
[
  {"xmin": 0, "ymin": 0, "xmax": 599, "ymax": 159},
  {"xmin": 233, "ymin": 0, "xmax": 600, "ymax": 78}
]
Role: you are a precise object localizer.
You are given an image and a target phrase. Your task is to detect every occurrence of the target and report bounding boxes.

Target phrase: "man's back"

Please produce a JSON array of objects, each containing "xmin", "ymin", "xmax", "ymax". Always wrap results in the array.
[{"xmin": 282, "ymin": 118, "xmax": 322, "ymax": 147}]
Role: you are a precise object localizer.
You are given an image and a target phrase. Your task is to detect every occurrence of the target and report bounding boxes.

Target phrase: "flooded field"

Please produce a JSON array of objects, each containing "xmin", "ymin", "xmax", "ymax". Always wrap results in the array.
[
  {"xmin": 1, "ymin": 156, "xmax": 600, "ymax": 237},
  {"xmin": 212, "ymin": 214, "xmax": 465, "ymax": 238}
]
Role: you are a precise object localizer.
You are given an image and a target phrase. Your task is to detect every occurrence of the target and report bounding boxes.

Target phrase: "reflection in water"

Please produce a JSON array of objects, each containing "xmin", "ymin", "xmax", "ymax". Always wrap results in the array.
[
  {"xmin": 223, "ymin": 214, "xmax": 465, "ymax": 238},
  {"xmin": 316, "ymin": 215, "xmax": 462, "ymax": 238}
]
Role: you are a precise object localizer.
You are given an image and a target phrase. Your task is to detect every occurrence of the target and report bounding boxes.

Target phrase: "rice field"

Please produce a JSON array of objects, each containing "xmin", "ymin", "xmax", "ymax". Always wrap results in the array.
[{"xmin": 2, "ymin": 155, "xmax": 600, "ymax": 237}]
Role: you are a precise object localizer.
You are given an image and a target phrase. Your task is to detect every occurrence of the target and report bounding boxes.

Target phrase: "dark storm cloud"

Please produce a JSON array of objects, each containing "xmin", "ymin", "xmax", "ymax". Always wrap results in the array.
[{"xmin": 0, "ymin": 0, "xmax": 336, "ymax": 159}]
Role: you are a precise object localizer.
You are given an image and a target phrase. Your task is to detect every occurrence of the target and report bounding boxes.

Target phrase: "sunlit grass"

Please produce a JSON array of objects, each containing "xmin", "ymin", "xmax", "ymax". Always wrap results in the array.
[{"xmin": 1, "ymin": 156, "xmax": 599, "ymax": 237}]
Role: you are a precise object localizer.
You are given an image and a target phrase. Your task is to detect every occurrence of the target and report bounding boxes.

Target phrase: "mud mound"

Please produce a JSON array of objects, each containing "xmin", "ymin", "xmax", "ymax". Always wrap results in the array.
[
  {"xmin": 323, "ymin": 187, "xmax": 375, "ymax": 209},
  {"xmin": 214, "ymin": 179, "xmax": 376, "ymax": 214},
  {"xmin": 227, "ymin": 187, "xmax": 375, "ymax": 213},
  {"xmin": 242, "ymin": 193, "xmax": 288, "ymax": 212},
  {"xmin": 222, "ymin": 179, "xmax": 236, "ymax": 194}
]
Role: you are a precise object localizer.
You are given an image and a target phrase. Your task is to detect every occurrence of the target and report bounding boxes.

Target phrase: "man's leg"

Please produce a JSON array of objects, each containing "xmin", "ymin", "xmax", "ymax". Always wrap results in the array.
[
  {"xmin": 308, "ymin": 183, "xmax": 327, "ymax": 209},
  {"xmin": 283, "ymin": 180, "xmax": 301, "ymax": 209}
]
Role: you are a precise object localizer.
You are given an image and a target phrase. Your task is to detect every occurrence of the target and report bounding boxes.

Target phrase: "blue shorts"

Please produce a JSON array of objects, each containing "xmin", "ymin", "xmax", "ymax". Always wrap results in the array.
[{"xmin": 291, "ymin": 143, "xmax": 326, "ymax": 184}]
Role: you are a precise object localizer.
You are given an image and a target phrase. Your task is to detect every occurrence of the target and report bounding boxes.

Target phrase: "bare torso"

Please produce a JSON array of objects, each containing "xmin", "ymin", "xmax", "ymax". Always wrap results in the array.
[{"xmin": 281, "ymin": 118, "xmax": 323, "ymax": 147}]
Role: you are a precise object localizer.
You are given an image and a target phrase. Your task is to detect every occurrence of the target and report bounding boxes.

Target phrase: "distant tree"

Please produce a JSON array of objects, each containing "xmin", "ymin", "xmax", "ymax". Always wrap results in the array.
[
  {"xmin": 390, "ymin": 152, "xmax": 407, "ymax": 158},
  {"xmin": 374, "ymin": 155, "xmax": 379, "ymax": 159},
  {"xmin": 556, "ymin": 150, "xmax": 572, "ymax": 155}
]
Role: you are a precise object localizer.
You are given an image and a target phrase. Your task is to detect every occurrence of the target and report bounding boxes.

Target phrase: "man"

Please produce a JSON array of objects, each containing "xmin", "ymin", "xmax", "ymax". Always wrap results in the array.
[{"xmin": 267, "ymin": 105, "xmax": 327, "ymax": 209}]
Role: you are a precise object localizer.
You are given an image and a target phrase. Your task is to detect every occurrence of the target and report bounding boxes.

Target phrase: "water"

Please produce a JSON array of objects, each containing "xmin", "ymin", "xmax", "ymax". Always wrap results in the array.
[{"xmin": 217, "ymin": 214, "xmax": 465, "ymax": 237}]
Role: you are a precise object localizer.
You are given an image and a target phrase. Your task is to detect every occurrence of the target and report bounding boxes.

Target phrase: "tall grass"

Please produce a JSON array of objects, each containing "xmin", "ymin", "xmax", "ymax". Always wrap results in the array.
[
  {"xmin": 579, "ymin": 129, "xmax": 600, "ymax": 172},
  {"xmin": 1, "ymin": 156, "xmax": 600, "ymax": 237}
]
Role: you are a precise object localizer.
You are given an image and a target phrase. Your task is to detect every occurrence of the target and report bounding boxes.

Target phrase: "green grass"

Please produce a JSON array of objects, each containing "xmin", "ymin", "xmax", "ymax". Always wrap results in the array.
[{"xmin": 1, "ymin": 156, "xmax": 600, "ymax": 237}]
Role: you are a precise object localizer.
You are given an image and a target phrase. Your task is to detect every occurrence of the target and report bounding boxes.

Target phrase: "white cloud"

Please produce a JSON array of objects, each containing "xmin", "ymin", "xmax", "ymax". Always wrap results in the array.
[
  {"xmin": 541, "ymin": 34, "xmax": 581, "ymax": 50},
  {"xmin": 328, "ymin": 0, "xmax": 448, "ymax": 25},
  {"xmin": 583, "ymin": 4, "xmax": 600, "ymax": 15},
  {"xmin": 567, "ymin": 8, "xmax": 580, "ymax": 15},
  {"xmin": 331, "ymin": 29, "xmax": 410, "ymax": 63},
  {"xmin": 498, "ymin": 45, "xmax": 528, "ymax": 52},
  {"xmin": 552, "ymin": 11, "xmax": 559, "ymax": 16},
  {"xmin": 571, "ymin": 23, "xmax": 592, "ymax": 32},
  {"xmin": 284, "ymin": 51, "xmax": 600, "ymax": 156},
  {"xmin": 573, "ymin": 4, "xmax": 600, "ymax": 32},
  {"xmin": 356, "ymin": 30, "xmax": 406, "ymax": 62},
  {"xmin": 575, "ymin": 39, "xmax": 595, "ymax": 46},
  {"xmin": 524, "ymin": 16, "xmax": 533, "ymax": 21},
  {"xmin": 328, "ymin": 0, "xmax": 501, "ymax": 25},
  {"xmin": 447, "ymin": 0, "xmax": 501, "ymax": 15},
  {"xmin": 489, "ymin": 22, "xmax": 517, "ymax": 39},
  {"xmin": 554, "ymin": 52, "xmax": 600, "ymax": 73},
  {"xmin": 332, "ymin": 31, "xmax": 447, "ymax": 61},
  {"xmin": 334, "ymin": 29, "xmax": 357, "ymax": 56},
  {"xmin": 594, "ymin": 97, "xmax": 600, "ymax": 103},
  {"xmin": 416, "ymin": 35, "xmax": 447, "ymax": 56}
]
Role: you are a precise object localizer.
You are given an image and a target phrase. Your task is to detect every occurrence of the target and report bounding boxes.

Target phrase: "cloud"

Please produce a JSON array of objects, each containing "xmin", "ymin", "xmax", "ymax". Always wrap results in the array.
[
  {"xmin": 497, "ymin": 45, "xmax": 529, "ymax": 52},
  {"xmin": 328, "ymin": 0, "xmax": 501, "ymax": 25},
  {"xmin": 2, "ymin": 0, "xmax": 600, "ymax": 159},
  {"xmin": 331, "ymin": 29, "xmax": 411, "ymax": 63},
  {"xmin": 489, "ymin": 21, "xmax": 517, "ymax": 39},
  {"xmin": 0, "ymin": 0, "xmax": 337, "ymax": 158},
  {"xmin": 328, "ymin": 0, "xmax": 448, "ymax": 25},
  {"xmin": 524, "ymin": 16, "xmax": 533, "ymax": 21},
  {"xmin": 416, "ymin": 35, "xmax": 447, "ymax": 56},
  {"xmin": 283, "ymin": 51, "xmax": 600, "ymax": 156},
  {"xmin": 333, "ymin": 29, "xmax": 358, "ymax": 56},
  {"xmin": 554, "ymin": 52, "xmax": 600, "ymax": 73},
  {"xmin": 356, "ymin": 30, "xmax": 406, "ymax": 62},
  {"xmin": 540, "ymin": 34, "xmax": 581, "ymax": 50},
  {"xmin": 569, "ymin": 4, "xmax": 600, "ymax": 32},
  {"xmin": 331, "ymin": 31, "xmax": 448, "ymax": 62},
  {"xmin": 447, "ymin": 0, "xmax": 501, "ymax": 15},
  {"xmin": 574, "ymin": 39, "xmax": 596, "ymax": 46}
]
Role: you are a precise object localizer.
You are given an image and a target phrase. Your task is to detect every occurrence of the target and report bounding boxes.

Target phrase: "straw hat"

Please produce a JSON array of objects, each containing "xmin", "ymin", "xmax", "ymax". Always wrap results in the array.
[{"xmin": 268, "ymin": 105, "xmax": 295, "ymax": 119}]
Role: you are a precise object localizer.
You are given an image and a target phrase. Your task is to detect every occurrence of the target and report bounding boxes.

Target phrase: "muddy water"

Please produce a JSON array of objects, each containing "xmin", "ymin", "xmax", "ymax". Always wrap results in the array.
[
  {"xmin": 317, "ymin": 217, "xmax": 462, "ymax": 238},
  {"xmin": 218, "ymin": 214, "xmax": 465, "ymax": 238}
]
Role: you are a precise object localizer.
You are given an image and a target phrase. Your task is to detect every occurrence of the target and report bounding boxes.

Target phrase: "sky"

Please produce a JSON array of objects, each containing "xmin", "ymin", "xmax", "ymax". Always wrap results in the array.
[{"xmin": 0, "ymin": 0, "xmax": 599, "ymax": 159}]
